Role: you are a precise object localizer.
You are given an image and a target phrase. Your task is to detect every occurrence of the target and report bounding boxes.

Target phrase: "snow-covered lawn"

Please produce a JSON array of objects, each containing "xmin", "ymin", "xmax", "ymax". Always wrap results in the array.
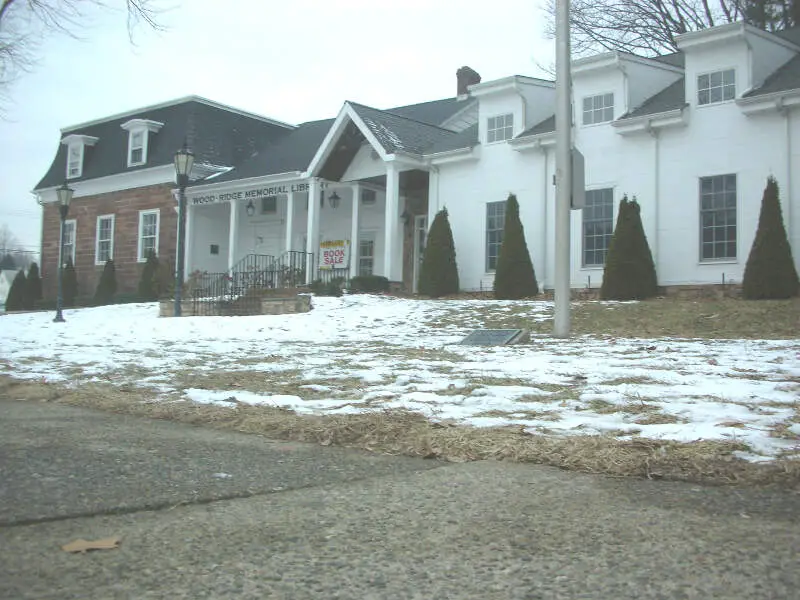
[{"xmin": 1, "ymin": 295, "xmax": 798, "ymax": 462}]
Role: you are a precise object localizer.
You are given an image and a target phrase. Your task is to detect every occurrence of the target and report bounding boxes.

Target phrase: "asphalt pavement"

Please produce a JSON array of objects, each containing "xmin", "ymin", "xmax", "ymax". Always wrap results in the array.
[{"xmin": 1, "ymin": 398, "xmax": 798, "ymax": 600}]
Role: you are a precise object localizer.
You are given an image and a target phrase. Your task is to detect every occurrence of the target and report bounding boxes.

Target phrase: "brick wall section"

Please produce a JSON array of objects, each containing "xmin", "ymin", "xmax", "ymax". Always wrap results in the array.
[{"xmin": 41, "ymin": 184, "xmax": 177, "ymax": 300}]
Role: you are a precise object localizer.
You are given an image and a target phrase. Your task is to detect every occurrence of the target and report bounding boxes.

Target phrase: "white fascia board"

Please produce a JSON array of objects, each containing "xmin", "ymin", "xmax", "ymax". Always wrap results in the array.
[
  {"xmin": 306, "ymin": 103, "xmax": 391, "ymax": 177},
  {"xmin": 61, "ymin": 95, "xmax": 297, "ymax": 133},
  {"xmin": 468, "ymin": 76, "xmax": 521, "ymax": 97},
  {"xmin": 60, "ymin": 134, "xmax": 99, "ymax": 146},
  {"xmin": 737, "ymin": 89, "xmax": 800, "ymax": 114},
  {"xmin": 425, "ymin": 146, "xmax": 480, "ymax": 165},
  {"xmin": 36, "ymin": 164, "xmax": 175, "ymax": 200},
  {"xmin": 612, "ymin": 108, "xmax": 687, "ymax": 135},
  {"xmin": 675, "ymin": 22, "xmax": 745, "ymax": 51},
  {"xmin": 509, "ymin": 134, "xmax": 555, "ymax": 152},
  {"xmin": 188, "ymin": 171, "xmax": 304, "ymax": 194},
  {"xmin": 385, "ymin": 151, "xmax": 426, "ymax": 169}
]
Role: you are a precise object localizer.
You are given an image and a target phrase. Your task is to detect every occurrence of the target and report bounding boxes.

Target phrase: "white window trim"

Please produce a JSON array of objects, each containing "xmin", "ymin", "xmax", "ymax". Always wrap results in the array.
[
  {"xmin": 581, "ymin": 186, "xmax": 615, "ymax": 268},
  {"xmin": 696, "ymin": 68, "xmax": 736, "ymax": 107},
  {"xmin": 61, "ymin": 219, "xmax": 77, "ymax": 265},
  {"xmin": 582, "ymin": 92, "xmax": 615, "ymax": 126},
  {"xmin": 95, "ymin": 214, "xmax": 115, "ymax": 265},
  {"xmin": 698, "ymin": 173, "xmax": 738, "ymax": 263},
  {"xmin": 486, "ymin": 113, "xmax": 514, "ymax": 144},
  {"xmin": 137, "ymin": 209, "xmax": 160, "ymax": 262},
  {"xmin": 66, "ymin": 143, "xmax": 84, "ymax": 179},
  {"xmin": 127, "ymin": 129, "xmax": 148, "ymax": 167},
  {"xmin": 485, "ymin": 200, "xmax": 506, "ymax": 273}
]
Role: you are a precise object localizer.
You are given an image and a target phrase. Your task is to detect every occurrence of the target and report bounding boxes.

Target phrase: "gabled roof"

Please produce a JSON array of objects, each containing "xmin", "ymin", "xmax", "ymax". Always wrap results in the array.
[
  {"xmin": 743, "ymin": 54, "xmax": 800, "ymax": 98},
  {"xmin": 620, "ymin": 78, "xmax": 687, "ymax": 119},
  {"xmin": 35, "ymin": 99, "xmax": 294, "ymax": 190},
  {"xmin": 651, "ymin": 52, "xmax": 685, "ymax": 68},
  {"xmin": 517, "ymin": 115, "xmax": 555, "ymax": 138},
  {"xmin": 348, "ymin": 102, "xmax": 460, "ymax": 155}
]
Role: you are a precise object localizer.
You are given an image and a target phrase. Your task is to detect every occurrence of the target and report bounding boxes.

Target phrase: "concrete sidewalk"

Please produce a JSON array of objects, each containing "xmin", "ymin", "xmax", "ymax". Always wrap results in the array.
[{"xmin": 1, "ymin": 399, "xmax": 798, "ymax": 600}]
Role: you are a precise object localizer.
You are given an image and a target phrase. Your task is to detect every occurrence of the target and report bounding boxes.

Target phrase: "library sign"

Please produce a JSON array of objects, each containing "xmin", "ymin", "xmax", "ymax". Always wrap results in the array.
[
  {"xmin": 319, "ymin": 240, "xmax": 350, "ymax": 270},
  {"xmin": 189, "ymin": 181, "xmax": 327, "ymax": 206}
]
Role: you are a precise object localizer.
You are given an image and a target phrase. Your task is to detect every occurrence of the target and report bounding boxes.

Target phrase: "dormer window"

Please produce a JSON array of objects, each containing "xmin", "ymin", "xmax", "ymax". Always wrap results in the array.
[
  {"xmin": 67, "ymin": 144, "xmax": 83, "ymax": 178},
  {"xmin": 129, "ymin": 130, "xmax": 145, "ymax": 165},
  {"xmin": 583, "ymin": 93, "xmax": 614, "ymax": 125},
  {"xmin": 120, "ymin": 119, "xmax": 164, "ymax": 168},
  {"xmin": 60, "ymin": 134, "xmax": 99, "ymax": 180},
  {"xmin": 487, "ymin": 114, "xmax": 514, "ymax": 143},
  {"xmin": 698, "ymin": 69, "xmax": 735, "ymax": 106}
]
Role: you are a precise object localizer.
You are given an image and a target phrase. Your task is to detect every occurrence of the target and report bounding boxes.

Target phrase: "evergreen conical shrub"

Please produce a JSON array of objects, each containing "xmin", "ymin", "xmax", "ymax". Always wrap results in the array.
[
  {"xmin": 63, "ymin": 256, "xmax": 78, "ymax": 307},
  {"xmin": 138, "ymin": 252, "xmax": 161, "ymax": 301},
  {"xmin": 742, "ymin": 177, "xmax": 799, "ymax": 299},
  {"xmin": 25, "ymin": 262, "xmax": 42, "ymax": 309},
  {"xmin": 5, "ymin": 269, "xmax": 27, "ymax": 311},
  {"xmin": 418, "ymin": 208, "xmax": 459, "ymax": 297},
  {"xmin": 494, "ymin": 193, "xmax": 539, "ymax": 299},
  {"xmin": 94, "ymin": 259, "xmax": 117, "ymax": 305},
  {"xmin": 600, "ymin": 195, "xmax": 658, "ymax": 300}
]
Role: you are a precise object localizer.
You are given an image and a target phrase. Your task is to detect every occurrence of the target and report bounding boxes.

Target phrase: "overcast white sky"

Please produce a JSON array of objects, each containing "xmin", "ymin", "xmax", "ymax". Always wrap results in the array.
[{"xmin": 0, "ymin": 0, "xmax": 555, "ymax": 253}]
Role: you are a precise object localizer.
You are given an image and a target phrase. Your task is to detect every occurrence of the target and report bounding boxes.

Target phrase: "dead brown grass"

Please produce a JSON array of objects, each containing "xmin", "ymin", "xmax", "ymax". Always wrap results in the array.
[
  {"xmin": 529, "ymin": 297, "xmax": 800, "ymax": 339},
  {"xmin": 2, "ymin": 374, "xmax": 798, "ymax": 488}
]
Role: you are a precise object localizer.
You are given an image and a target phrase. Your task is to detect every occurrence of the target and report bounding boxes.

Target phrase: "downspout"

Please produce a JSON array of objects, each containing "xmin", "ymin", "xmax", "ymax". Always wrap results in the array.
[
  {"xmin": 779, "ymin": 99, "xmax": 792, "ymax": 242},
  {"xmin": 540, "ymin": 144, "xmax": 549, "ymax": 289},
  {"xmin": 646, "ymin": 120, "xmax": 660, "ymax": 268}
]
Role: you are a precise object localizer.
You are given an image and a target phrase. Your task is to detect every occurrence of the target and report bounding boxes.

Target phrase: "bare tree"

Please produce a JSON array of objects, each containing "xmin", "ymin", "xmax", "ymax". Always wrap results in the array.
[
  {"xmin": 542, "ymin": 0, "xmax": 746, "ymax": 58},
  {"xmin": 0, "ymin": 0, "xmax": 165, "ymax": 95}
]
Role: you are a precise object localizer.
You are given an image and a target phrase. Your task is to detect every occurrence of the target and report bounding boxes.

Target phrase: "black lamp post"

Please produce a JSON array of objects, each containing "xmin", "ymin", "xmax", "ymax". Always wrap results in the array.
[
  {"xmin": 53, "ymin": 182, "xmax": 74, "ymax": 323},
  {"xmin": 173, "ymin": 145, "xmax": 195, "ymax": 317}
]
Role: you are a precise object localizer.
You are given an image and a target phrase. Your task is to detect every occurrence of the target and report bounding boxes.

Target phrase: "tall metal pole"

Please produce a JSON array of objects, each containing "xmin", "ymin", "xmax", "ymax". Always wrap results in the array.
[
  {"xmin": 553, "ymin": 0, "xmax": 572, "ymax": 337},
  {"xmin": 174, "ymin": 183, "xmax": 187, "ymax": 317},
  {"xmin": 53, "ymin": 209, "xmax": 67, "ymax": 323}
]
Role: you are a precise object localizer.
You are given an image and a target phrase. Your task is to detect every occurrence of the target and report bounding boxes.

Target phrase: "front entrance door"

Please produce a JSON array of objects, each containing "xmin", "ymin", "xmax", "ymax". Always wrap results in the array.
[{"xmin": 412, "ymin": 215, "xmax": 427, "ymax": 293}]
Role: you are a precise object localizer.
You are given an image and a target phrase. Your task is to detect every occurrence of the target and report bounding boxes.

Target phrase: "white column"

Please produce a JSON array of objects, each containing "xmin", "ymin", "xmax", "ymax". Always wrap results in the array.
[
  {"xmin": 227, "ymin": 199, "xmax": 239, "ymax": 273},
  {"xmin": 350, "ymin": 183, "xmax": 360, "ymax": 278},
  {"xmin": 285, "ymin": 191, "xmax": 295, "ymax": 254},
  {"xmin": 384, "ymin": 163, "xmax": 400, "ymax": 281},
  {"xmin": 184, "ymin": 203, "xmax": 194, "ymax": 277},
  {"xmin": 305, "ymin": 178, "xmax": 320, "ymax": 283}
]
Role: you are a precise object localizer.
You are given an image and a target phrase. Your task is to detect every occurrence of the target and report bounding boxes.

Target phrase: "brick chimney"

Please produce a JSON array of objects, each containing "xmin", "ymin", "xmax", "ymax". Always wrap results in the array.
[{"xmin": 456, "ymin": 66, "xmax": 481, "ymax": 97}]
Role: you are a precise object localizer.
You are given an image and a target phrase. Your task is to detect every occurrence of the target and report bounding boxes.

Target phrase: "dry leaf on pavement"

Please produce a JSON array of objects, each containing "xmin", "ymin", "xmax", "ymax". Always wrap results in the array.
[{"xmin": 61, "ymin": 536, "xmax": 121, "ymax": 553}]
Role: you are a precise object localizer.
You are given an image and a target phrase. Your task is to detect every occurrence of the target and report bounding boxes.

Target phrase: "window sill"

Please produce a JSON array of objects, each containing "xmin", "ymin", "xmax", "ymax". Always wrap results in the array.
[
  {"xmin": 698, "ymin": 259, "xmax": 738, "ymax": 265},
  {"xmin": 484, "ymin": 139, "xmax": 512, "ymax": 146},
  {"xmin": 695, "ymin": 99, "xmax": 736, "ymax": 109},
  {"xmin": 581, "ymin": 265, "xmax": 605, "ymax": 270},
  {"xmin": 580, "ymin": 120, "xmax": 612, "ymax": 129}
]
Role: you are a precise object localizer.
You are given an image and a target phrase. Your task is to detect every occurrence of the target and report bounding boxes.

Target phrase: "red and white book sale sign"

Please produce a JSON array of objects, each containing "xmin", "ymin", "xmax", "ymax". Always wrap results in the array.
[{"xmin": 319, "ymin": 240, "xmax": 350, "ymax": 270}]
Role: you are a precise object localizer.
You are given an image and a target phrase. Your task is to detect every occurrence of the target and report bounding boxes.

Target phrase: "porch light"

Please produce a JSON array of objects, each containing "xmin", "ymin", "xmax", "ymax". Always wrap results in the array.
[
  {"xmin": 246, "ymin": 199, "xmax": 256, "ymax": 217},
  {"xmin": 173, "ymin": 144, "xmax": 195, "ymax": 184},
  {"xmin": 328, "ymin": 191, "xmax": 341, "ymax": 209}
]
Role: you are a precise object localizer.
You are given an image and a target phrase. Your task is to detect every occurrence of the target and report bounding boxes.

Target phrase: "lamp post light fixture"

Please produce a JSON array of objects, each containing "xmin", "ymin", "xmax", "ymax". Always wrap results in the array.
[
  {"xmin": 53, "ymin": 182, "xmax": 74, "ymax": 323},
  {"xmin": 245, "ymin": 199, "xmax": 256, "ymax": 217},
  {"xmin": 173, "ymin": 144, "xmax": 195, "ymax": 317}
]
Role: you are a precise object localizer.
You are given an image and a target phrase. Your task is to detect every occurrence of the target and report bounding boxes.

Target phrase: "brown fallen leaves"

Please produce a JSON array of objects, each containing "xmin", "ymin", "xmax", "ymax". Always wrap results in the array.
[{"xmin": 61, "ymin": 536, "xmax": 121, "ymax": 553}]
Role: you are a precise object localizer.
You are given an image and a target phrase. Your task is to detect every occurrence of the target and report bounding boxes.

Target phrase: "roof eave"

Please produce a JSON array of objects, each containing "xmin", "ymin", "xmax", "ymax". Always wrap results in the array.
[
  {"xmin": 612, "ymin": 107, "xmax": 688, "ymax": 135},
  {"xmin": 737, "ymin": 88, "xmax": 800, "ymax": 114},
  {"xmin": 426, "ymin": 145, "xmax": 481, "ymax": 165}
]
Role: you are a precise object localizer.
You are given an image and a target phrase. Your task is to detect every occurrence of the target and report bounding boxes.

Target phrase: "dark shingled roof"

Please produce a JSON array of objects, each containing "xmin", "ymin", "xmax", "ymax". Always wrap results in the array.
[
  {"xmin": 652, "ymin": 52, "xmax": 685, "ymax": 68},
  {"xmin": 619, "ymin": 78, "xmax": 687, "ymax": 119},
  {"xmin": 744, "ymin": 54, "xmax": 800, "ymax": 97},
  {"xmin": 427, "ymin": 123, "xmax": 479, "ymax": 154},
  {"xmin": 195, "ymin": 118, "xmax": 335, "ymax": 185},
  {"xmin": 348, "ymin": 102, "xmax": 459, "ymax": 155},
  {"xmin": 35, "ymin": 99, "xmax": 293, "ymax": 190},
  {"xmin": 517, "ymin": 115, "xmax": 555, "ymax": 138},
  {"xmin": 385, "ymin": 97, "xmax": 466, "ymax": 126}
]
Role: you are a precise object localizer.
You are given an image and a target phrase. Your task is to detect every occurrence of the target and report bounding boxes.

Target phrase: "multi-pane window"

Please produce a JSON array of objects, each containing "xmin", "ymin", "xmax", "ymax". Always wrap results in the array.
[
  {"xmin": 486, "ymin": 201, "xmax": 506, "ymax": 271},
  {"xmin": 138, "ymin": 210, "xmax": 159, "ymax": 261},
  {"xmin": 67, "ymin": 144, "xmax": 82, "ymax": 178},
  {"xmin": 62, "ymin": 220, "xmax": 76, "ymax": 265},
  {"xmin": 583, "ymin": 188, "xmax": 614, "ymax": 267},
  {"xmin": 487, "ymin": 114, "xmax": 514, "ymax": 143},
  {"xmin": 583, "ymin": 93, "xmax": 614, "ymax": 125},
  {"xmin": 358, "ymin": 236, "xmax": 375, "ymax": 276},
  {"xmin": 96, "ymin": 215, "xmax": 115, "ymax": 264},
  {"xmin": 697, "ymin": 69, "xmax": 735, "ymax": 106},
  {"xmin": 361, "ymin": 189, "xmax": 376, "ymax": 206},
  {"xmin": 262, "ymin": 196, "xmax": 277, "ymax": 214},
  {"xmin": 700, "ymin": 174, "xmax": 737, "ymax": 261},
  {"xmin": 129, "ymin": 130, "xmax": 145, "ymax": 165}
]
